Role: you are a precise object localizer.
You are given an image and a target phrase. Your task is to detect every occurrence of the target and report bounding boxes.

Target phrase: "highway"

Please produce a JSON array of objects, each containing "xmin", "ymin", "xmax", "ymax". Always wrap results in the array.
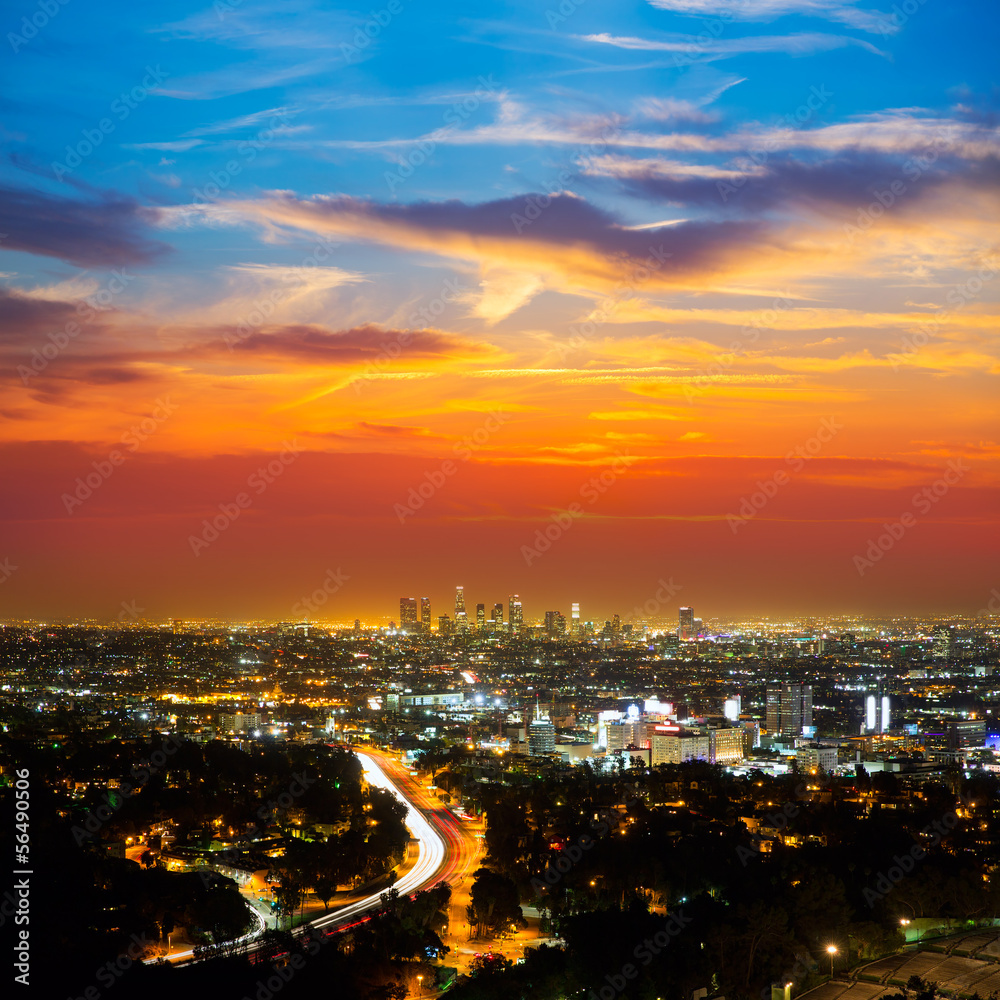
[
  {"xmin": 310, "ymin": 750, "xmax": 451, "ymax": 933},
  {"xmin": 167, "ymin": 747, "xmax": 472, "ymax": 963}
]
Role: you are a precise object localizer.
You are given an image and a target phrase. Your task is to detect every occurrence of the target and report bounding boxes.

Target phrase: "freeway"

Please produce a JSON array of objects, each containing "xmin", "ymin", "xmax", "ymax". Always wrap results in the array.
[
  {"xmin": 310, "ymin": 750, "xmax": 452, "ymax": 932},
  {"xmin": 167, "ymin": 747, "xmax": 475, "ymax": 963}
]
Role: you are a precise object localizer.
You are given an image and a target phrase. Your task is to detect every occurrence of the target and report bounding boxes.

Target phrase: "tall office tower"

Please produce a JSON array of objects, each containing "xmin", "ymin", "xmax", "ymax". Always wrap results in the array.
[
  {"xmin": 611, "ymin": 613, "xmax": 622, "ymax": 638},
  {"xmin": 420, "ymin": 597, "xmax": 431, "ymax": 634},
  {"xmin": 437, "ymin": 614, "xmax": 452, "ymax": 636},
  {"xmin": 693, "ymin": 618, "xmax": 703, "ymax": 636},
  {"xmin": 678, "ymin": 606, "xmax": 694, "ymax": 641},
  {"xmin": 571, "ymin": 602, "xmax": 580, "ymax": 635},
  {"xmin": 455, "ymin": 611, "xmax": 469, "ymax": 632},
  {"xmin": 765, "ymin": 682, "xmax": 814, "ymax": 735},
  {"xmin": 528, "ymin": 702, "xmax": 556, "ymax": 756},
  {"xmin": 864, "ymin": 688, "xmax": 891, "ymax": 733},
  {"xmin": 492, "ymin": 602, "xmax": 504, "ymax": 627},
  {"xmin": 476, "ymin": 603, "xmax": 486, "ymax": 630},
  {"xmin": 455, "ymin": 586, "xmax": 465, "ymax": 617},
  {"xmin": 544, "ymin": 611, "xmax": 563, "ymax": 636},
  {"xmin": 399, "ymin": 597, "xmax": 418, "ymax": 633},
  {"xmin": 724, "ymin": 695, "xmax": 742, "ymax": 722},
  {"xmin": 509, "ymin": 594, "xmax": 523, "ymax": 633}
]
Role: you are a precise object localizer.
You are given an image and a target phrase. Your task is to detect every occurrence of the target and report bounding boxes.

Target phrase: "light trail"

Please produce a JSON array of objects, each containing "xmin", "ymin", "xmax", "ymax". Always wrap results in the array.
[
  {"xmin": 311, "ymin": 751, "xmax": 448, "ymax": 931},
  {"xmin": 167, "ymin": 750, "xmax": 452, "ymax": 963}
]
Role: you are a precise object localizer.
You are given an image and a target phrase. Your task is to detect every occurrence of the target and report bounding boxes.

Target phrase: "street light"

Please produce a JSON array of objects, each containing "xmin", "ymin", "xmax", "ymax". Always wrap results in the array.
[
  {"xmin": 826, "ymin": 945, "xmax": 838, "ymax": 977},
  {"xmin": 416, "ymin": 974, "xmax": 423, "ymax": 998}
]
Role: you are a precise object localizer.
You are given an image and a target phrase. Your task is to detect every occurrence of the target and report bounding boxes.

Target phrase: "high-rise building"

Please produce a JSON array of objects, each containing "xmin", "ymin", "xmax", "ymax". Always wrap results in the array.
[
  {"xmin": 399, "ymin": 597, "xmax": 418, "ymax": 633},
  {"xmin": 437, "ymin": 614, "xmax": 452, "ymax": 636},
  {"xmin": 611, "ymin": 613, "xmax": 621, "ymax": 638},
  {"xmin": 571, "ymin": 602, "xmax": 580, "ymax": 635},
  {"xmin": 765, "ymin": 683, "xmax": 813, "ymax": 736},
  {"xmin": 476, "ymin": 603, "xmax": 486, "ymax": 630},
  {"xmin": 678, "ymin": 607, "xmax": 694, "ymax": 641},
  {"xmin": 864, "ymin": 689, "xmax": 891, "ymax": 733},
  {"xmin": 724, "ymin": 696, "xmax": 742, "ymax": 722},
  {"xmin": 544, "ymin": 611, "xmax": 565, "ymax": 637},
  {"xmin": 420, "ymin": 597, "xmax": 431, "ymax": 634},
  {"xmin": 528, "ymin": 703, "xmax": 556, "ymax": 756},
  {"xmin": 509, "ymin": 594, "xmax": 523, "ymax": 633},
  {"xmin": 455, "ymin": 586, "xmax": 465, "ymax": 617},
  {"xmin": 710, "ymin": 728, "xmax": 745, "ymax": 764},
  {"xmin": 492, "ymin": 602, "xmax": 504, "ymax": 628}
]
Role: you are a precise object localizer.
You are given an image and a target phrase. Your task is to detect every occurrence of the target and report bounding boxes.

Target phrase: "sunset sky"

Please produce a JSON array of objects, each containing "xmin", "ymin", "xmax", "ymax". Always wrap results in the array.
[{"xmin": 1, "ymin": 0, "xmax": 998, "ymax": 622}]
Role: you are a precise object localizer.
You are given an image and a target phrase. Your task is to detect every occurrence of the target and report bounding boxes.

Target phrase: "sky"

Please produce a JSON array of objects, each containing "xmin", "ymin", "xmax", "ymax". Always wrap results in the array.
[{"xmin": 1, "ymin": 0, "xmax": 998, "ymax": 623}]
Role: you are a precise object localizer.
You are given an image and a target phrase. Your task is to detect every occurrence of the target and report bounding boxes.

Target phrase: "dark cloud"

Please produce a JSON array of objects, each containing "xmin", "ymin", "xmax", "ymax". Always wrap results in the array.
[
  {"xmin": 0, "ymin": 288, "xmax": 78, "ymax": 341},
  {"xmin": 263, "ymin": 192, "xmax": 768, "ymax": 276},
  {"xmin": 0, "ymin": 183, "xmax": 169, "ymax": 267},
  {"xmin": 219, "ymin": 323, "xmax": 492, "ymax": 362},
  {"xmin": 599, "ymin": 151, "xmax": 1000, "ymax": 217}
]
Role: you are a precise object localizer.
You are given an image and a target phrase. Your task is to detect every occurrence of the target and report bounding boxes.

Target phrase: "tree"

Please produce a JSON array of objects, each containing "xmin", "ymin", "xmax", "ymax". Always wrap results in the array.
[
  {"xmin": 468, "ymin": 953, "xmax": 513, "ymax": 977},
  {"xmin": 466, "ymin": 867, "xmax": 526, "ymax": 940}
]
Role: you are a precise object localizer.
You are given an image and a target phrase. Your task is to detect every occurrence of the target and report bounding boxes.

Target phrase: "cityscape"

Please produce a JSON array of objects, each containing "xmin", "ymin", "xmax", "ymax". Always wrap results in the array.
[
  {"xmin": 3, "ymin": 601, "xmax": 1000, "ymax": 997},
  {"xmin": 2, "ymin": 0, "xmax": 999, "ymax": 999}
]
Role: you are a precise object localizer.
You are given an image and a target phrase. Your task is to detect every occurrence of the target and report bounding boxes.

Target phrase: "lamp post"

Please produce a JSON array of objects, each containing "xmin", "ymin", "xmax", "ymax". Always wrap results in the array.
[
  {"xmin": 416, "ymin": 973, "xmax": 423, "ymax": 998},
  {"xmin": 827, "ymin": 945, "xmax": 838, "ymax": 978}
]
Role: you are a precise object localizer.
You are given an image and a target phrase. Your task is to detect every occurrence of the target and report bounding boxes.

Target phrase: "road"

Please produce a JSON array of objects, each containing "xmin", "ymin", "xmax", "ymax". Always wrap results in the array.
[{"xmin": 166, "ymin": 746, "xmax": 481, "ymax": 964}]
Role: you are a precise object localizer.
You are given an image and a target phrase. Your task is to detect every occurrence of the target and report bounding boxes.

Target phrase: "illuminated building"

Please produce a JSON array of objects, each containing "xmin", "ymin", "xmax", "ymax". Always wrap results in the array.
[
  {"xmin": 219, "ymin": 712, "xmax": 262, "ymax": 734},
  {"xmin": 724, "ymin": 696, "xmax": 742, "ymax": 722},
  {"xmin": 476, "ymin": 603, "xmax": 486, "ymax": 630},
  {"xmin": 864, "ymin": 689, "xmax": 890, "ymax": 733},
  {"xmin": 454, "ymin": 585, "xmax": 465, "ymax": 617},
  {"xmin": 544, "ymin": 611, "xmax": 566, "ymax": 637},
  {"xmin": 491, "ymin": 602, "xmax": 503, "ymax": 628},
  {"xmin": 509, "ymin": 594, "xmax": 523, "ymax": 633},
  {"xmin": 420, "ymin": 596, "xmax": 431, "ymax": 633},
  {"xmin": 528, "ymin": 703, "xmax": 556, "ymax": 756},
  {"xmin": 678, "ymin": 607, "xmax": 694, "ymax": 641},
  {"xmin": 709, "ymin": 727, "xmax": 745, "ymax": 764},
  {"xmin": 571, "ymin": 602, "xmax": 580, "ymax": 635},
  {"xmin": 797, "ymin": 743, "xmax": 837, "ymax": 773},
  {"xmin": 437, "ymin": 614, "xmax": 452, "ymax": 636},
  {"xmin": 766, "ymin": 682, "xmax": 813, "ymax": 735},
  {"xmin": 399, "ymin": 597, "xmax": 418, "ymax": 633}
]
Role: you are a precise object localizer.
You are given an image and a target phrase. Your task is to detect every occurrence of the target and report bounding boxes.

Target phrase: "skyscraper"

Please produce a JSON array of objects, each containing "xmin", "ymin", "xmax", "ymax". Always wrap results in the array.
[
  {"xmin": 455, "ymin": 586, "xmax": 465, "ymax": 616},
  {"xmin": 528, "ymin": 702, "xmax": 556, "ymax": 756},
  {"xmin": 765, "ymin": 683, "xmax": 814, "ymax": 736},
  {"xmin": 544, "ymin": 611, "xmax": 565, "ymax": 636},
  {"xmin": 420, "ymin": 596, "xmax": 431, "ymax": 634},
  {"xmin": 399, "ymin": 597, "xmax": 418, "ymax": 633},
  {"xmin": 492, "ymin": 602, "xmax": 503, "ymax": 628},
  {"xmin": 476, "ymin": 603, "xmax": 486, "ymax": 630},
  {"xmin": 509, "ymin": 594, "xmax": 523, "ymax": 633},
  {"xmin": 678, "ymin": 606, "xmax": 694, "ymax": 641},
  {"xmin": 864, "ymin": 688, "xmax": 891, "ymax": 733},
  {"xmin": 571, "ymin": 602, "xmax": 580, "ymax": 635}
]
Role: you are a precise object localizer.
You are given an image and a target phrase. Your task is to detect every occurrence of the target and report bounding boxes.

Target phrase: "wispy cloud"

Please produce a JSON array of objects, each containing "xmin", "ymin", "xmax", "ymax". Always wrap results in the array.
[{"xmin": 645, "ymin": 0, "xmax": 894, "ymax": 34}]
